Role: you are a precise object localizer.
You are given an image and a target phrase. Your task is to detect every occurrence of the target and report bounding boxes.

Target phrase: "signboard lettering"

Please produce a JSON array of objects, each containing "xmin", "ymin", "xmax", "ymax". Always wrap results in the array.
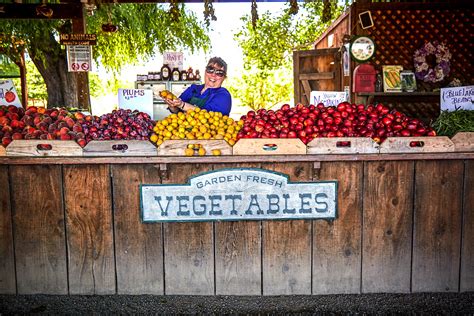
[
  {"xmin": 440, "ymin": 85, "xmax": 474, "ymax": 111},
  {"xmin": 141, "ymin": 168, "xmax": 337, "ymax": 222},
  {"xmin": 60, "ymin": 33, "xmax": 97, "ymax": 46},
  {"xmin": 310, "ymin": 91, "xmax": 347, "ymax": 107},
  {"xmin": 66, "ymin": 45, "xmax": 92, "ymax": 72},
  {"xmin": 163, "ymin": 51, "xmax": 184, "ymax": 71}
]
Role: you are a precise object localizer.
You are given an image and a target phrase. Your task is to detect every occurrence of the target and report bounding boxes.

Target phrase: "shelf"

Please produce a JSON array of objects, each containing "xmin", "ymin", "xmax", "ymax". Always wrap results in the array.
[{"xmin": 357, "ymin": 92, "xmax": 440, "ymax": 97}]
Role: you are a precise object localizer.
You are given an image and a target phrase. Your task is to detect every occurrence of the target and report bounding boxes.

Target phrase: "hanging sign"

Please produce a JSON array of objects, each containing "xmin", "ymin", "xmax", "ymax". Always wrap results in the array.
[
  {"xmin": 60, "ymin": 33, "xmax": 97, "ymax": 46},
  {"xmin": 66, "ymin": 45, "xmax": 92, "ymax": 72},
  {"xmin": 141, "ymin": 168, "xmax": 338, "ymax": 223},
  {"xmin": 310, "ymin": 91, "xmax": 347, "ymax": 107},
  {"xmin": 440, "ymin": 85, "xmax": 474, "ymax": 111},
  {"xmin": 0, "ymin": 80, "xmax": 22, "ymax": 107},
  {"xmin": 163, "ymin": 51, "xmax": 184, "ymax": 71}
]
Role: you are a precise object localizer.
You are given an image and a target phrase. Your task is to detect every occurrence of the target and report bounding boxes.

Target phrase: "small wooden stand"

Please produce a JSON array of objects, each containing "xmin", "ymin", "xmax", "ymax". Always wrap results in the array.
[
  {"xmin": 379, "ymin": 136, "xmax": 455, "ymax": 153},
  {"xmin": 307, "ymin": 137, "xmax": 379, "ymax": 154},
  {"xmin": 232, "ymin": 138, "xmax": 306, "ymax": 155},
  {"xmin": 6, "ymin": 140, "xmax": 83, "ymax": 157},
  {"xmin": 83, "ymin": 140, "xmax": 157, "ymax": 156}
]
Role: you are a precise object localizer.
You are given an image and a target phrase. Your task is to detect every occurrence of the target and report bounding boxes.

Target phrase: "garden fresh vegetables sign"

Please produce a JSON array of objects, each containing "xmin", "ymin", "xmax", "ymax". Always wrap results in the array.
[{"xmin": 140, "ymin": 168, "xmax": 337, "ymax": 223}]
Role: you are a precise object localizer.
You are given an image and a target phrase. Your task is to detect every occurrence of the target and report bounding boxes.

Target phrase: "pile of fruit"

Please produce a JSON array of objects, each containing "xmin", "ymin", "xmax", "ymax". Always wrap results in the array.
[
  {"xmin": 237, "ymin": 103, "xmax": 436, "ymax": 144},
  {"xmin": 0, "ymin": 105, "xmax": 87, "ymax": 147},
  {"xmin": 149, "ymin": 108, "xmax": 242, "ymax": 146},
  {"xmin": 80, "ymin": 109, "xmax": 155, "ymax": 143},
  {"xmin": 0, "ymin": 105, "xmax": 155, "ymax": 148}
]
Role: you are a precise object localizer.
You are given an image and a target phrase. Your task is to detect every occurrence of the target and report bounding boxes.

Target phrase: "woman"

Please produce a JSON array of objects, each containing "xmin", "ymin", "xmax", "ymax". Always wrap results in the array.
[{"xmin": 163, "ymin": 57, "xmax": 232, "ymax": 116}]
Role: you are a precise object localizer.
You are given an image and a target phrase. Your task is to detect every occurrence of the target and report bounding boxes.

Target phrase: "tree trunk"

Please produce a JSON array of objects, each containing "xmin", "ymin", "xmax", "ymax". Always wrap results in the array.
[{"xmin": 29, "ymin": 31, "xmax": 79, "ymax": 109}]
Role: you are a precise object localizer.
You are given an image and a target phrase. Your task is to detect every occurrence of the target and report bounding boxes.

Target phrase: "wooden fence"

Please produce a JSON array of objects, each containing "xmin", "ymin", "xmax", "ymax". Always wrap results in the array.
[{"xmin": 0, "ymin": 157, "xmax": 473, "ymax": 295}]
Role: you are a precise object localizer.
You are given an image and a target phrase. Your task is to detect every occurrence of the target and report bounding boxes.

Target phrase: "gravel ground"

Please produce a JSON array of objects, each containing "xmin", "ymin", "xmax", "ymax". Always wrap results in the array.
[{"xmin": 1, "ymin": 293, "xmax": 474, "ymax": 315}]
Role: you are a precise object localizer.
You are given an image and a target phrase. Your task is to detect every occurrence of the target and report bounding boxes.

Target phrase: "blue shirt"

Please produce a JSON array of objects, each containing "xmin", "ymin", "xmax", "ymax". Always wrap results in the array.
[{"xmin": 180, "ymin": 84, "xmax": 232, "ymax": 116}]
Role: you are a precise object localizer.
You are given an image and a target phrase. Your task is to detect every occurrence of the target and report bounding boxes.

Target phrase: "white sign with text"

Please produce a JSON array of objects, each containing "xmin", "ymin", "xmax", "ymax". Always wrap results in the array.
[
  {"xmin": 118, "ymin": 89, "xmax": 153, "ymax": 117},
  {"xmin": 440, "ymin": 85, "xmax": 474, "ymax": 111},
  {"xmin": 310, "ymin": 91, "xmax": 347, "ymax": 107},
  {"xmin": 141, "ymin": 168, "xmax": 338, "ymax": 223},
  {"xmin": 163, "ymin": 51, "xmax": 184, "ymax": 71},
  {"xmin": 0, "ymin": 80, "xmax": 22, "ymax": 107}
]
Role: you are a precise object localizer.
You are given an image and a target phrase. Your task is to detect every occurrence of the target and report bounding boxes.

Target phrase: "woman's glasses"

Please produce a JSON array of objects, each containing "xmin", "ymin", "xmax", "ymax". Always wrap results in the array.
[{"xmin": 206, "ymin": 66, "xmax": 226, "ymax": 77}]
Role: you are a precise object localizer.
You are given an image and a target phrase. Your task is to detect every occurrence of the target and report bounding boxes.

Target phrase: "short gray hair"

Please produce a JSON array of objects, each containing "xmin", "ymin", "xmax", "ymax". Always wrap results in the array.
[{"xmin": 207, "ymin": 57, "xmax": 227, "ymax": 74}]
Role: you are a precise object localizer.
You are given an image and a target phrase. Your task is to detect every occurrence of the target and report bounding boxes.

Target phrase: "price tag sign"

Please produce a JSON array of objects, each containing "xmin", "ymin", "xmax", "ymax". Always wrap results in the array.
[
  {"xmin": 0, "ymin": 80, "xmax": 22, "ymax": 107},
  {"xmin": 310, "ymin": 91, "xmax": 347, "ymax": 107},
  {"xmin": 66, "ymin": 45, "xmax": 93, "ymax": 72},
  {"xmin": 163, "ymin": 51, "xmax": 183, "ymax": 71},
  {"xmin": 440, "ymin": 85, "xmax": 474, "ymax": 111}
]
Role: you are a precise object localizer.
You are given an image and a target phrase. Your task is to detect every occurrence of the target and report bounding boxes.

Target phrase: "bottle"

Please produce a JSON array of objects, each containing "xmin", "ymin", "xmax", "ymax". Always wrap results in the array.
[
  {"xmin": 161, "ymin": 64, "xmax": 171, "ymax": 81},
  {"xmin": 172, "ymin": 67, "xmax": 180, "ymax": 81},
  {"xmin": 154, "ymin": 72, "xmax": 161, "ymax": 81},
  {"xmin": 180, "ymin": 70, "xmax": 188, "ymax": 81},
  {"xmin": 195, "ymin": 69, "xmax": 201, "ymax": 81},
  {"xmin": 375, "ymin": 71, "xmax": 383, "ymax": 92},
  {"xmin": 187, "ymin": 67, "xmax": 195, "ymax": 81}
]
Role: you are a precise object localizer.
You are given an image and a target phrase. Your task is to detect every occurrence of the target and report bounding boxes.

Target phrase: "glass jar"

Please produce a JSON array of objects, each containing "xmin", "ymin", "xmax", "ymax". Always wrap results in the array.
[
  {"xmin": 161, "ymin": 64, "xmax": 171, "ymax": 81},
  {"xmin": 172, "ymin": 67, "xmax": 180, "ymax": 81}
]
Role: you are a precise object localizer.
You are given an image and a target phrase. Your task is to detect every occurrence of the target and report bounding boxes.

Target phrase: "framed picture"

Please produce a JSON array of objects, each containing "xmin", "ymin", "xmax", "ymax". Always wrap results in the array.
[
  {"xmin": 382, "ymin": 65, "xmax": 403, "ymax": 92},
  {"xmin": 359, "ymin": 11, "xmax": 374, "ymax": 29},
  {"xmin": 400, "ymin": 71, "xmax": 417, "ymax": 92}
]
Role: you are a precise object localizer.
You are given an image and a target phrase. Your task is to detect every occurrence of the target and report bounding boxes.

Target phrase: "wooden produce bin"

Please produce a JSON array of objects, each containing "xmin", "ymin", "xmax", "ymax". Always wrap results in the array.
[
  {"xmin": 0, "ymin": 152, "xmax": 473, "ymax": 295},
  {"xmin": 83, "ymin": 140, "xmax": 157, "ymax": 156},
  {"xmin": 452, "ymin": 132, "xmax": 474, "ymax": 152},
  {"xmin": 233, "ymin": 138, "xmax": 306, "ymax": 155},
  {"xmin": 0, "ymin": 146, "xmax": 5, "ymax": 156},
  {"xmin": 6, "ymin": 140, "xmax": 83, "ymax": 157},
  {"xmin": 157, "ymin": 140, "xmax": 232, "ymax": 156}
]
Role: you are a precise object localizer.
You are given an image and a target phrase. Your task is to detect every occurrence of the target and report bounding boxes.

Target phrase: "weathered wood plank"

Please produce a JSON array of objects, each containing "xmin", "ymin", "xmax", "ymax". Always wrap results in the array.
[
  {"xmin": 412, "ymin": 160, "xmax": 463, "ymax": 292},
  {"xmin": 313, "ymin": 162, "xmax": 362, "ymax": 294},
  {"xmin": 0, "ymin": 166, "xmax": 15, "ymax": 294},
  {"xmin": 10, "ymin": 165, "xmax": 67, "ymax": 294},
  {"xmin": 163, "ymin": 163, "xmax": 214, "ymax": 295},
  {"xmin": 362, "ymin": 161, "xmax": 413, "ymax": 293},
  {"xmin": 112, "ymin": 164, "xmax": 163, "ymax": 294},
  {"xmin": 461, "ymin": 160, "xmax": 474, "ymax": 291},
  {"xmin": 64, "ymin": 165, "xmax": 115, "ymax": 294},
  {"xmin": 214, "ymin": 163, "xmax": 262, "ymax": 295},
  {"xmin": 261, "ymin": 162, "xmax": 312, "ymax": 295}
]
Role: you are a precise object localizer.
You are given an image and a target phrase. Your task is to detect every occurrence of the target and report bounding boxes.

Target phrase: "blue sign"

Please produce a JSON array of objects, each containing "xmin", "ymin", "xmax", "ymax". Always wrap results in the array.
[{"xmin": 140, "ymin": 168, "xmax": 337, "ymax": 223}]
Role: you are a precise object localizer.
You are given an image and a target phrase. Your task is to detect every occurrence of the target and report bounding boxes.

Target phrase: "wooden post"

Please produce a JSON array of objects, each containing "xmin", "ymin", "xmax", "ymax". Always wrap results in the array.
[
  {"xmin": 71, "ymin": 5, "xmax": 91, "ymax": 112},
  {"xmin": 19, "ymin": 50, "xmax": 27, "ymax": 108}
]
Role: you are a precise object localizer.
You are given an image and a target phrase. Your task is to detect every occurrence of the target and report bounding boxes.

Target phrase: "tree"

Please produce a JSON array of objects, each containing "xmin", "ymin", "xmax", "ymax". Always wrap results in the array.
[
  {"xmin": 0, "ymin": 3, "xmax": 210, "ymax": 109},
  {"xmin": 233, "ymin": 0, "xmax": 346, "ymax": 109}
]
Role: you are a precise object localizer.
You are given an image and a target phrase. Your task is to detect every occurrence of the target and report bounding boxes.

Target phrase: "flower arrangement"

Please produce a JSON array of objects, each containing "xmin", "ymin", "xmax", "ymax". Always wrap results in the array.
[{"xmin": 413, "ymin": 41, "xmax": 451, "ymax": 83}]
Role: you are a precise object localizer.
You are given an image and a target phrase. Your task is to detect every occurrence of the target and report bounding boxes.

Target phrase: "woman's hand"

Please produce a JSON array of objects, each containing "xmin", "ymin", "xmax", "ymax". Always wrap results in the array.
[{"xmin": 163, "ymin": 97, "xmax": 183, "ymax": 112}]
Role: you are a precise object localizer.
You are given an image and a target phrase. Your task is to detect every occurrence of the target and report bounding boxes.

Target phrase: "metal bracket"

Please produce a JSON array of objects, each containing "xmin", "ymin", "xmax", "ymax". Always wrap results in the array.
[
  {"xmin": 159, "ymin": 163, "xmax": 168, "ymax": 181},
  {"xmin": 312, "ymin": 161, "xmax": 321, "ymax": 180}
]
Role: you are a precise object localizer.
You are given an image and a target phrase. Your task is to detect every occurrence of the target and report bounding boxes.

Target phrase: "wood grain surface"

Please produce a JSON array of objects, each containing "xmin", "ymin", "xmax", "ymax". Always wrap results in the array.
[
  {"xmin": 162, "ymin": 163, "xmax": 214, "ymax": 295},
  {"xmin": 362, "ymin": 161, "xmax": 414, "ymax": 293},
  {"xmin": 261, "ymin": 162, "xmax": 312, "ymax": 295},
  {"xmin": 64, "ymin": 165, "xmax": 115, "ymax": 294},
  {"xmin": 412, "ymin": 160, "xmax": 463, "ymax": 292},
  {"xmin": 313, "ymin": 161, "xmax": 362, "ymax": 294},
  {"xmin": 0, "ymin": 166, "xmax": 15, "ymax": 294},
  {"xmin": 214, "ymin": 163, "xmax": 262, "ymax": 295},
  {"xmin": 10, "ymin": 165, "xmax": 68, "ymax": 294},
  {"xmin": 112, "ymin": 164, "xmax": 164, "ymax": 294},
  {"xmin": 461, "ymin": 160, "xmax": 474, "ymax": 291}
]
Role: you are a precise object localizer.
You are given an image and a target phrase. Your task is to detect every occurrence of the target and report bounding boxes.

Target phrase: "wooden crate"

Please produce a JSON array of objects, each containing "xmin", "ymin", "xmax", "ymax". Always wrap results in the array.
[
  {"xmin": 451, "ymin": 132, "xmax": 474, "ymax": 152},
  {"xmin": 6, "ymin": 140, "xmax": 83, "ymax": 157},
  {"xmin": 307, "ymin": 137, "xmax": 379, "ymax": 154},
  {"xmin": 232, "ymin": 138, "xmax": 306, "ymax": 155},
  {"xmin": 157, "ymin": 139, "xmax": 232, "ymax": 156},
  {"xmin": 379, "ymin": 137, "xmax": 455, "ymax": 154},
  {"xmin": 83, "ymin": 140, "xmax": 157, "ymax": 156},
  {"xmin": 0, "ymin": 145, "xmax": 5, "ymax": 156}
]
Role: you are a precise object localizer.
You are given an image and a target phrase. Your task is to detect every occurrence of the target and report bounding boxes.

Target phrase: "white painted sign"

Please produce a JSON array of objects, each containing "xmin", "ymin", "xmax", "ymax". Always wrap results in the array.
[
  {"xmin": 66, "ymin": 45, "xmax": 92, "ymax": 72},
  {"xmin": 118, "ymin": 88, "xmax": 153, "ymax": 117},
  {"xmin": 440, "ymin": 85, "xmax": 474, "ymax": 111},
  {"xmin": 141, "ymin": 168, "xmax": 337, "ymax": 223},
  {"xmin": 0, "ymin": 80, "xmax": 22, "ymax": 107},
  {"xmin": 163, "ymin": 51, "xmax": 184, "ymax": 71},
  {"xmin": 310, "ymin": 91, "xmax": 347, "ymax": 107}
]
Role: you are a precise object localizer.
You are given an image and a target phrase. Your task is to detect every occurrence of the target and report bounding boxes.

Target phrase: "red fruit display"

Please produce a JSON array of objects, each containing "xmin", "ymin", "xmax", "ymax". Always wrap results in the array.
[
  {"xmin": 237, "ymin": 102, "xmax": 436, "ymax": 144},
  {"xmin": 80, "ymin": 109, "xmax": 155, "ymax": 143}
]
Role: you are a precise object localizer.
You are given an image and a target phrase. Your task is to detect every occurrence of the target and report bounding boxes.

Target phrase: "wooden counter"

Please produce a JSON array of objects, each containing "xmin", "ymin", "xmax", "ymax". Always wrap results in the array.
[{"xmin": 0, "ymin": 154, "xmax": 473, "ymax": 295}]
